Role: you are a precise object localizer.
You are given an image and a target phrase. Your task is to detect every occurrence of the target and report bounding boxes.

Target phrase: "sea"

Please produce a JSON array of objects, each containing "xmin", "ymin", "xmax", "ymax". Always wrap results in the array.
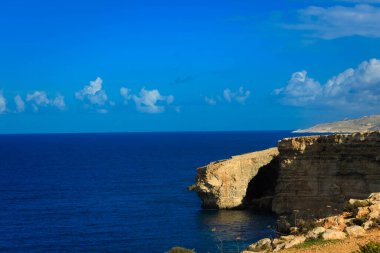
[{"xmin": 0, "ymin": 131, "xmax": 307, "ymax": 253}]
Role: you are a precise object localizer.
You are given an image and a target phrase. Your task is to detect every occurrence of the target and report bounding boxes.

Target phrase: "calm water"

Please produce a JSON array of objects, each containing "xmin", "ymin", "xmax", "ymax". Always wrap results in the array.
[{"xmin": 0, "ymin": 131, "xmax": 303, "ymax": 252}]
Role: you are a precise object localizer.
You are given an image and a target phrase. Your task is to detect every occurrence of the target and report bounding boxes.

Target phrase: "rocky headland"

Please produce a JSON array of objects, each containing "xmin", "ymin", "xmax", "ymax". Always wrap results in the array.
[
  {"xmin": 190, "ymin": 131, "xmax": 380, "ymax": 216},
  {"xmin": 188, "ymin": 147, "xmax": 279, "ymax": 209},
  {"xmin": 189, "ymin": 131, "xmax": 380, "ymax": 251},
  {"xmin": 293, "ymin": 114, "xmax": 380, "ymax": 133}
]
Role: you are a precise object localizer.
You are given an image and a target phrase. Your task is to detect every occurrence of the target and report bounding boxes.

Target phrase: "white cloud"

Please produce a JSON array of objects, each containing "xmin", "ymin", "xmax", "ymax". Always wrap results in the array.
[
  {"xmin": 14, "ymin": 95, "xmax": 25, "ymax": 113},
  {"xmin": 336, "ymin": 0, "xmax": 380, "ymax": 3},
  {"xmin": 276, "ymin": 58, "xmax": 380, "ymax": 110},
  {"xmin": 132, "ymin": 88, "xmax": 174, "ymax": 113},
  {"xmin": 0, "ymin": 92, "xmax": 6, "ymax": 114},
  {"xmin": 26, "ymin": 91, "xmax": 66, "ymax": 111},
  {"xmin": 288, "ymin": 4, "xmax": 380, "ymax": 39},
  {"xmin": 120, "ymin": 87, "xmax": 132, "ymax": 103},
  {"xmin": 52, "ymin": 95, "xmax": 66, "ymax": 110},
  {"xmin": 274, "ymin": 71, "xmax": 322, "ymax": 106},
  {"xmin": 204, "ymin": 96, "xmax": 217, "ymax": 105},
  {"xmin": 75, "ymin": 77, "xmax": 108, "ymax": 106},
  {"xmin": 97, "ymin": 108, "xmax": 108, "ymax": 114},
  {"xmin": 223, "ymin": 87, "xmax": 251, "ymax": 104}
]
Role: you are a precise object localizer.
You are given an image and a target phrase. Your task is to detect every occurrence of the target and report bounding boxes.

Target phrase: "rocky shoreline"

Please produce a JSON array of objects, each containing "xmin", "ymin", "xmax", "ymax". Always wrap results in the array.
[
  {"xmin": 242, "ymin": 193, "xmax": 380, "ymax": 252},
  {"xmin": 189, "ymin": 131, "xmax": 380, "ymax": 252},
  {"xmin": 190, "ymin": 131, "xmax": 380, "ymax": 216}
]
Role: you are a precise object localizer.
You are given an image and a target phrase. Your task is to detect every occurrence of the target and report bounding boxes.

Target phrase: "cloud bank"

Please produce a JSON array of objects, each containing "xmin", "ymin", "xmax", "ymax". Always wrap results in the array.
[
  {"xmin": 276, "ymin": 58, "xmax": 380, "ymax": 111},
  {"xmin": 288, "ymin": 4, "xmax": 380, "ymax": 39},
  {"xmin": 14, "ymin": 95, "xmax": 25, "ymax": 112},
  {"xmin": 223, "ymin": 87, "xmax": 251, "ymax": 104},
  {"xmin": 205, "ymin": 87, "xmax": 251, "ymax": 105},
  {"xmin": 204, "ymin": 96, "xmax": 217, "ymax": 106},
  {"xmin": 130, "ymin": 88, "xmax": 174, "ymax": 113},
  {"xmin": 26, "ymin": 91, "xmax": 66, "ymax": 112},
  {"xmin": 75, "ymin": 77, "xmax": 108, "ymax": 106},
  {"xmin": 0, "ymin": 92, "xmax": 6, "ymax": 113}
]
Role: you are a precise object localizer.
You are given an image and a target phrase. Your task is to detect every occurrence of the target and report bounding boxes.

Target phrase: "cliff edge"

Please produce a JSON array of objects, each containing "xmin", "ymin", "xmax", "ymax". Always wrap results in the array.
[
  {"xmin": 190, "ymin": 131, "xmax": 380, "ymax": 216},
  {"xmin": 273, "ymin": 131, "xmax": 380, "ymax": 215}
]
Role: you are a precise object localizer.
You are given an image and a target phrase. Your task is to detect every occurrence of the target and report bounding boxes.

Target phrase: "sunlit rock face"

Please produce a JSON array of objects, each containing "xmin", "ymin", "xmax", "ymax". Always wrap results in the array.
[
  {"xmin": 272, "ymin": 131, "xmax": 380, "ymax": 215},
  {"xmin": 189, "ymin": 148, "xmax": 279, "ymax": 209},
  {"xmin": 191, "ymin": 131, "xmax": 380, "ymax": 216}
]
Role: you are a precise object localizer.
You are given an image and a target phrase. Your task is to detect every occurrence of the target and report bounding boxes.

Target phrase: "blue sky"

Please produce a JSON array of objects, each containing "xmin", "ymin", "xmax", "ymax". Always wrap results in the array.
[{"xmin": 1, "ymin": 0, "xmax": 380, "ymax": 133}]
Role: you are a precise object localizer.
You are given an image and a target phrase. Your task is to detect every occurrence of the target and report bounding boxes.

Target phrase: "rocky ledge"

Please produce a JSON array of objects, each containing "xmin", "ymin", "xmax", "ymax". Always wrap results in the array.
[{"xmin": 190, "ymin": 131, "xmax": 380, "ymax": 215}]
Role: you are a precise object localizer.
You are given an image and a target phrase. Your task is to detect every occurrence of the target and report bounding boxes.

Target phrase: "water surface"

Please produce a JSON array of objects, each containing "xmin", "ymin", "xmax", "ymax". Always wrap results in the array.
[{"xmin": 0, "ymin": 131, "xmax": 304, "ymax": 252}]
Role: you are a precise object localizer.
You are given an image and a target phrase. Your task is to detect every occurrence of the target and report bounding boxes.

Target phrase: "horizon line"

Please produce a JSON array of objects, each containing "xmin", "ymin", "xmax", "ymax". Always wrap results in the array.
[{"xmin": 0, "ymin": 129, "xmax": 297, "ymax": 135}]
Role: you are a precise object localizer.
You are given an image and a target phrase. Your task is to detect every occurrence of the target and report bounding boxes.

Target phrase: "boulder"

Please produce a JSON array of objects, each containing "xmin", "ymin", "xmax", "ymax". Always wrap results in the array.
[
  {"xmin": 369, "ymin": 193, "xmax": 380, "ymax": 204},
  {"xmin": 369, "ymin": 203, "xmax": 380, "ymax": 212},
  {"xmin": 356, "ymin": 207, "xmax": 370, "ymax": 218},
  {"xmin": 349, "ymin": 199, "xmax": 370, "ymax": 206},
  {"xmin": 363, "ymin": 220, "xmax": 373, "ymax": 230},
  {"xmin": 323, "ymin": 215, "xmax": 347, "ymax": 230},
  {"xmin": 306, "ymin": 227, "xmax": 326, "ymax": 239},
  {"xmin": 345, "ymin": 225, "xmax": 365, "ymax": 237},
  {"xmin": 272, "ymin": 243, "xmax": 286, "ymax": 252},
  {"xmin": 289, "ymin": 227, "xmax": 299, "ymax": 234},
  {"xmin": 284, "ymin": 236, "xmax": 306, "ymax": 249},
  {"xmin": 246, "ymin": 238, "xmax": 272, "ymax": 252},
  {"xmin": 321, "ymin": 229, "xmax": 347, "ymax": 240},
  {"xmin": 280, "ymin": 235, "xmax": 295, "ymax": 241},
  {"xmin": 368, "ymin": 210, "xmax": 380, "ymax": 220}
]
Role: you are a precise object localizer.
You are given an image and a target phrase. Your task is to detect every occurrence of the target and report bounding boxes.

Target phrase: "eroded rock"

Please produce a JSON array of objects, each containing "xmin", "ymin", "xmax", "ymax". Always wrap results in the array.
[
  {"xmin": 272, "ymin": 131, "xmax": 380, "ymax": 216},
  {"xmin": 321, "ymin": 229, "xmax": 346, "ymax": 240},
  {"xmin": 189, "ymin": 148, "xmax": 279, "ymax": 209},
  {"xmin": 246, "ymin": 238, "xmax": 272, "ymax": 252},
  {"xmin": 306, "ymin": 227, "xmax": 326, "ymax": 239},
  {"xmin": 345, "ymin": 225, "xmax": 365, "ymax": 237},
  {"xmin": 356, "ymin": 207, "xmax": 370, "ymax": 218},
  {"xmin": 284, "ymin": 236, "xmax": 305, "ymax": 249}
]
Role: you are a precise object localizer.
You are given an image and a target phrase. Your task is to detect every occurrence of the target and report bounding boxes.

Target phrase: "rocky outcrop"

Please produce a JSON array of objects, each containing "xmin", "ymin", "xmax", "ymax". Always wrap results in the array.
[
  {"xmin": 242, "ymin": 193, "xmax": 380, "ymax": 252},
  {"xmin": 190, "ymin": 131, "xmax": 380, "ymax": 215},
  {"xmin": 189, "ymin": 148, "xmax": 279, "ymax": 209},
  {"xmin": 272, "ymin": 131, "xmax": 380, "ymax": 215}
]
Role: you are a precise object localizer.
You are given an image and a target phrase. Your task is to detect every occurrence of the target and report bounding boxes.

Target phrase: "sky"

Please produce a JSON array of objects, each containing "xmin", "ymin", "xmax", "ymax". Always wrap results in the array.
[{"xmin": 0, "ymin": 0, "xmax": 380, "ymax": 133}]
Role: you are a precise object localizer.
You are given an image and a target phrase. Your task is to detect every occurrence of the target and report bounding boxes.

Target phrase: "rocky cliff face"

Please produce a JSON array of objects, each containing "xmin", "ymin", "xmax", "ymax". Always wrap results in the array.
[
  {"xmin": 272, "ymin": 131, "xmax": 380, "ymax": 215},
  {"xmin": 190, "ymin": 131, "xmax": 380, "ymax": 215},
  {"xmin": 189, "ymin": 148, "xmax": 279, "ymax": 209}
]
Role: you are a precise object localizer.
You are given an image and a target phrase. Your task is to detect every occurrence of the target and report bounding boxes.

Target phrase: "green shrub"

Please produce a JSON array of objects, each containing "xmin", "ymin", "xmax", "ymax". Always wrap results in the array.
[
  {"xmin": 355, "ymin": 241, "xmax": 380, "ymax": 253},
  {"xmin": 167, "ymin": 246, "xmax": 195, "ymax": 253}
]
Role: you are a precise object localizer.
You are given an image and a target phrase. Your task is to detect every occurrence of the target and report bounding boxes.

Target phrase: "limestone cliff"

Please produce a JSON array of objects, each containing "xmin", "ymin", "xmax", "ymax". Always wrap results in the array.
[
  {"xmin": 189, "ymin": 148, "xmax": 279, "ymax": 209},
  {"xmin": 272, "ymin": 131, "xmax": 380, "ymax": 215},
  {"xmin": 190, "ymin": 131, "xmax": 380, "ymax": 216}
]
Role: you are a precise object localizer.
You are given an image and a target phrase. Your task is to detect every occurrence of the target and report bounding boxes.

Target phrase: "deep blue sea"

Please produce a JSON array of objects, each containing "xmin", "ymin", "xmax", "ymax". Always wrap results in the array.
[{"xmin": 0, "ymin": 131, "xmax": 304, "ymax": 253}]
